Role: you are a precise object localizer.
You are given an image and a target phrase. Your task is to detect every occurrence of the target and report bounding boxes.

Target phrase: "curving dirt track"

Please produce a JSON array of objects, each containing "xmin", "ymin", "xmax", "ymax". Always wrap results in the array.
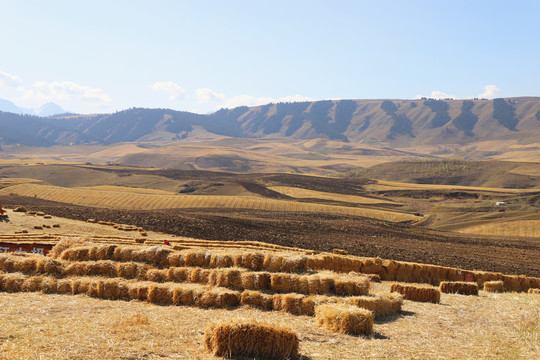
[{"xmin": 1, "ymin": 194, "xmax": 539, "ymax": 278}]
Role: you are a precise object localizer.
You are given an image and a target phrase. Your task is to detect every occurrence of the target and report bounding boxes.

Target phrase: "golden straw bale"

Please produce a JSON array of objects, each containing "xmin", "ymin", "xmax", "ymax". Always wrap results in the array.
[
  {"xmin": 196, "ymin": 288, "xmax": 241, "ymax": 308},
  {"xmin": 22, "ymin": 276, "xmax": 43, "ymax": 292},
  {"xmin": 528, "ymin": 288, "xmax": 540, "ymax": 294},
  {"xmin": 395, "ymin": 262, "xmax": 414, "ymax": 282},
  {"xmin": 144, "ymin": 246, "xmax": 173, "ymax": 266},
  {"xmin": 270, "ymin": 273, "xmax": 299, "ymax": 293},
  {"xmin": 0, "ymin": 255, "xmax": 15, "ymax": 272},
  {"xmin": 86, "ymin": 279, "xmax": 100, "ymax": 298},
  {"xmin": 306, "ymin": 256, "xmax": 325, "ymax": 271},
  {"xmin": 390, "ymin": 283, "xmax": 440, "ymax": 303},
  {"xmin": 60, "ymin": 246, "xmax": 90, "ymax": 261},
  {"xmin": 241, "ymin": 272, "xmax": 271, "ymax": 290},
  {"xmin": 48, "ymin": 237, "xmax": 90, "ymax": 258},
  {"xmin": 167, "ymin": 267, "xmax": 189, "ymax": 282},
  {"xmin": 95, "ymin": 261, "xmax": 118, "ymax": 277},
  {"xmin": 315, "ymin": 303, "xmax": 374, "ymax": 336},
  {"xmin": 483, "ymin": 281, "xmax": 504, "ymax": 293},
  {"xmin": 334, "ymin": 273, "xmax": 370, "ymax": 296},
  {"xmin": 361, "ymin": 257, "xmax": 382, "ymax": 274},
  {"xmin": 381, "ymin": 259, "xmax": 399, "ymax": 281},
  {"xmin": 64, "ymin": 262, "xmax": 90, "ymax": 276},
  {"xmin": 94, "ymin": 244, "xmax": 117, "ymax": 260},
  {"xmin": 263, "ymin": 254, "xmax": 284, "ymax": 272},
  {"xmin": 240, "ymin": 290, "xmax": 274, "ymax": 310},
  {"xmin": 503, "ymin": 275, "xmax": 521, "ymax": 292},
  {"xmin": 333, "ymin": 249, "xmax": 347, "ymax": 255},
  {"xmin": 346, "ymin": 293, "xmax": 403, "ymax": 319},
  {"xmin": 439, "ymin": 281, "xmax": 479, "ymax": 295},
  {"xmin": 189, "ymin": 268, "xmax": 210, "ymax": 284},
  {"xmin": 13, "ymin": 257, "xmax": 38, "ymax": 273},
  {"xmin": 56, "ymin": 279, "xmax": 72, "ymax": 294},
  {"xmin": 518, "ymin": 276, "xmax": 531, "ymax": 292},
  {"xmin": 36, "ymin": 258, "xmax": 64, "ymax": 275},
  {"xmin": 212, "ymin": 269, "xmax": 244, "ymax": 289},
  {"xmin": 97, "ymin": 279, "xmax": 129, "ymax": 300},
  {"xmin": 146, "ymin": 269, "xmax": 168, "ymax": 283},
  {"xmin": 307, "ymin": 275, "xmax": 332, "ymax": 295},
  {"xmin": 117, "ymin": 262, "xmax": 147, "ymax": 279},
  {"xmin": 172, "ymin": 286, "xmax": 197, "ymax": 306},
  {"xmin": 474, "ymin": 271, "xmax": 503, "ymax": 288},
  {"xmin": 113, "ymin": 246, "xmax": 136, "ymax": 262},
  {"xmin": 184, "ymin": 250, "xmax": 208, "ymax": 267},
  {"xmin": 1, "ymin": 272, "xmax": 26, "ymax": 292},
  {"xmin": 300, "ymin": 295, "xmax": 336, "ymax": 316},
  {"xmin": 204, "ymin": 320, "xmax": 299, "ymax": 360},
  {"xmin": 281, "ymin": 255, "xmax": 307, "ymax": 273},
  {"xmin": 166, "ymin": 252, "xmax": 185, "ymax": 267},
  {"xmin": 147, "ymin": 284, "xmax": 173, "ymax": 305},
  {"xmin": 209, "ymin": 254, "xmax": 234, "ymax": 268},
  {"xmin": 128, "ymin": 284, "xmax": 149, "ymax": 301},
  {"xmin": 275, "ymin": 293, "xmax": 305, "ymax": 315},
  {"xmin": 250, "ymin": 253, "xmax": 265, "ymax": 271},
  {"xmin": 72, "ymin": 278, "xmax": 94, "ymax": 295},
  {"xmin": 40, "ymin": 277, "xmax": 58, "ymax": 293},
  {"xmin": 447, "ymin": 268, "xmax": 465, "ymax": 282}
]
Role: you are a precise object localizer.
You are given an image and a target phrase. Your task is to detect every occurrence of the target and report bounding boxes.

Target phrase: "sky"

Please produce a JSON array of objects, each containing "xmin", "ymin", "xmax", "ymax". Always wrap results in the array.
[{"xmin": 1, "ymin": 0, "xmax": 539, "ymax": 114}]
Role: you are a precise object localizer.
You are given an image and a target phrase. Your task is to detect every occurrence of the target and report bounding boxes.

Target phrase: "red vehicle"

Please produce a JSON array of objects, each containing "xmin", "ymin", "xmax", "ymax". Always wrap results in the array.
[{"xmin": 498, "ymin": 209, "xmax": 505, "ymax": 212}]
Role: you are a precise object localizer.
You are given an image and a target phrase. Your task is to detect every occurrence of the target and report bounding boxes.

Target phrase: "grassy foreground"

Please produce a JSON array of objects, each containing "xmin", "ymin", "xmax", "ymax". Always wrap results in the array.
[{"xmin": 1, "ymin": 283, "xmax": 538, "ymax": 360}]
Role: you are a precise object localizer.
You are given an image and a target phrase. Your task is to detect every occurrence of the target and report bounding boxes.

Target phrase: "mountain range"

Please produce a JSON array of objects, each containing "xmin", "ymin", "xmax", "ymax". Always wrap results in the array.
[
  {"xmin": 0, "ymin": 98, "xmax": 65, "ymax": 117},
  {"xmin": 1, "ymin": 97, "xmax": 539, "ymax": 150}
]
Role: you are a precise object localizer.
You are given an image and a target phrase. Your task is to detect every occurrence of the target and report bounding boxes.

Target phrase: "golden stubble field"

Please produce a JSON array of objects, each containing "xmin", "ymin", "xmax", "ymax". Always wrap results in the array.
[{"xmin": 0, "ymin": 285, "xmax": 538, "ymax": 360}]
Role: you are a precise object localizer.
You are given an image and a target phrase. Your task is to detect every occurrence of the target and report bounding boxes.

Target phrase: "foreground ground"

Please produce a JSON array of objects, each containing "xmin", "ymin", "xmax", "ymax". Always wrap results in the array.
[{"xmin": 1, "ymin": 284, "xmax": 538, "ymax": 360}]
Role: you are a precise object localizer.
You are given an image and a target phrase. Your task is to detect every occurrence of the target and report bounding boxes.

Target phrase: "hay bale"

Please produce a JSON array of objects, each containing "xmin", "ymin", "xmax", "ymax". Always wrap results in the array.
[
  {"xmin": 128, "ymin": 284, "xmax": 149, "ymax": 301},
  {"xmin": 274, "ymin": 293, "xmax": 305, "ymax": 315},
  {"xmin": 196, "ymin": 288, "xmax": 241, "ymax": 308},
  {"xmin": 48, "ymin": 237, "xmax": 90, "ymax": 258},
  {"xmin": 36, "ymin": 211, "xmax": 45, "ymax": 216},
  {"xmin": 33, "ymin": 226, "xmax": 43, "ymax": 230},
  {"xmin": 209, "ymin": 254, "xmax": 234, "ymax": 268},
  {"xmin": 87, "ymin": 219, "xmax": 97, "ymax": 223},
  {"xmin": 166, "ymin": 252, "xmax": 185, "ymax": 267},
  {"xmin": 0, "ymin": 273, "xmax": 26, "ymax": 292},
  {"xmin": 240, "ymin": 290, "xmax": 274, "ymax": 310},
  {"xmin": 208, "ymin": 269, "xmax": 243, "ymax": 289},
  {"xmin": 346, "ymin": 293, "xmax": 403, "ymax": 319},
  {"xmin": 315, "ymin": 303, "xmax": 373, "ymax": 336},
  {"xmin": 40, "ymin": 277, "xmax": 58, "ymax": 293},
  {"xmin": 117, "ymin": 262, "xmax": 147, "ymax": 279},
  {"xmin": 390, "ymin": 283, "xmax": 440, "ymax": 303},
  {"xmin": 270, "ymin": 273, "xmax": 299, "ymax": 293},
  {"xmin": 395, "ymin": 262, "xmax": 414, "ymax": 282},
  {"xmin": 21, "ymin": 276, "xmax": 43, "ymax": 292},
  {"xmin": 13, "ymin": 206, "xmax": 27, "ymax": 212},
  {"xmin": 204, "ymin": 320, "xmax": 299, "ymax": 360},
  {"xmin": 483, "ymin": 281, "xmax": 505, "ymax": 293},
  {"xmin": 334, "ymin": 273, "xmax": 370, "ymax": 296},
  {"xmin": 167, "ymin": 267, "xmax": 189, "ymax": 282},
  {"xmin": 281, "ymin": 256, "xmax": 307, "ymax": 273},
  {"xmin": 361, "ymin": 257, "xmax": 382, "ymax": 274},
  {"xmin": 528, "ymin": 288, "xmax": 540, "ymax": 294},
  {"xmin": 146, "ymin": 269, "xmax": 168, "ymax": 283},
  {"xmin": 381, "ymin": 259, "xmax": 399, "ymax": 281},
  {"xmin": 241, "ymin": 272, "xmax": 271, "ymax": 290},
  {"xmin": 147, "ymin": 284, "xmax": 173, "ymax": 305},
  {"xmin": 184, "ymin": 250, "xmax": 208, "ymax": 267},
  {"xmin": 56, "ymin": 279, "xmax": 72, "ymax": 294},
  {"xmin": 97, "ymin": 279, "xmax": 128, "ymax": 300},
  {"xmin": 333, "ymin": 249, "xmax": 347, "ymax": 255},
  {"xmin": 172, "ymin": 286, "xmax": 197, "ymax": 306},
  {"xmin": 14, "ymin": 257, "xmax": 38, "ymax": 273},
  {"xmin": 439, "ymin": 281, "xmax": 479, "ymax": 295}
]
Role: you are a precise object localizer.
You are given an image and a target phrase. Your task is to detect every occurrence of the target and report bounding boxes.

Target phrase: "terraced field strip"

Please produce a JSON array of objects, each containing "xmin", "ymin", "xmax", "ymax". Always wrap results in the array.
[
  {"xmin": 459, "ymin": 220, "xmax": 540, "ymax": 237},
  {"xmin": 77, "ymin": 185, "xmax": 177, "ymax": 195},
  {"xmin": 0, "ymin": 184, "xmax": 417, "ymax": 222},
  {"xmin": 268, "ymin": 186, "xmax": 400, "ymax": 205},
  {"xmin": 367, "ymin": 180, "xmax": 540, "ymax": 193}
]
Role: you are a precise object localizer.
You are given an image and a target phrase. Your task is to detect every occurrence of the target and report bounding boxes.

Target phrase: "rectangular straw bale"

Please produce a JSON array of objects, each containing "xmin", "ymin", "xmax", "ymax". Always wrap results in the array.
[
  {"xmin": 447, "ymin": 268, "xmax": 465, "ymax": 282},
  {"xmin": 263, "ymin": 254, "xmax": 284, "ymax": 272},
  {"xmin": 307, "ymin": 275, "xmax": 332, "ymax": 295},
  {"xmin": 381, "ymin": 259, "xmax": 399, "ymax": 281},
  {"xmin": 281, "ymin": 255, "xmax": 307, "ymax": 273},
  {"xmin": 196, "ymin": 288, "xmax": 241, "ymax": 308},
  {"xmin": 528, "ymin": 288, "xmax": 540, "ymax": 294},
  {"xmin": 273, "ymin": 293, "xmax": 305, "ymax": 315},
  {"xmin": 250, "ymin": 253, "xmax": 265, "ymax": 271},
  {"xmin": 300, "ymin": 295, "xmax": 336, "ymax": 316},
  {"xmin": 240, "ymin": 290, "xmax": 274, "ymax": 310},
  {"xmin": 112, "ymin": 246, "xmax": 136, "ymax": 261},
  {"xmin": 60, "ymin": 246, "xmax": 90, "ymax": 261},
  {"xmin": 439, "ymin": 281, "xmax": 479, "ymax": 295},
  {"xmin": 483, "ymin": 281, "xmax": 504, "ymax": 293},
  {"xmin": 166, "ymin": 252, "xmax": 185, "ymax": 267},
  {"xmin": 22, "ymin": 276, "xmax": 43, "ymax": 292},
  {"xmin": 146, "ymin": 269, "xmax": 168, "ymax": 282},
  {"xmin": 204, "ymin": 320, "xmax": 299, "ymax": 360},
  {"xmin": 56, "ymin": 279, "xmax": 72, "ymax": 294},
  {"xmin": 334, "ymin": 273, "xmax": 370, "ymax": 296},
  {"xmin": 97, "ymin": 279, "xmax": 129, "ymax": 300},
  {"xmin": 172, "ymin": 286, "xmax": 198, "ymax": 306},
  {"xmin": 503, "ymin": 275, "xmax": 521, "ymax": 292},
  {"xmin": 65, "ymin": 262, "xmax": 91, "ymax": 276},
  {"xmin": 37, "ymin": 258, "xmax": 64, "ymax": 275},
  {"xmin": 390, "ymin": 283, "xmax": 440, "ymax": 303},
  {"xmin": 345, "ymin": 293, "xmax": 403, "ymax": 318},
  {"xmin": 270, "ymin": 273, "xmax": 299, "ymax": 293},
  {"xmin": 298, "ymin": 276, "xmax": 309, "ymax": 294},
  {"xmin": 117, "ymin": 262, "xmax": 147, "ymax": 279},
  {"xmin": 184, "ymin": 250, "xmax": 208, "ymax": 267},
  {"xmin": 147, "ymin": 284, "xmax": 173, "ymax": 305},
  {"xmin": 361, "ymin": 257, "xmax": 382, "ymax": 274},
  {"xmin": 518, "ymin": 276, "xmax": 531, "ymax": 292},
  {"xmin": 241, "ymin": 272, "xmax": 271, "ymax": 290},
  {"xmin": 93, "ymin": 244, "xmax": 117, "ymax": 260},
  {"xmin": 395, "ymin": 262, "xmax": 414, "ymax": 282},
  {"xmin": 167, "ymin": 267, "xmax": 189, "ymax": 282},
  {"xmin": 40, "ymin": 277, "xmax": 58, "ymax": 293},
  {"xmin": 14, "ymin": 257, "xmax": 38, "ymax": 273},
  {"xmin": 47, "ymin": 237, "xmax": 90, "ymax": 259},
  {"xmin": 475, "ymin": 271, "xmax": 503, "ymax": 288},
  {"xmin": 306, "ymin": 256, "xmax": 325, "ymax": 271},
  {"xmin": 1, "ymin": 273, "xmax": 26, "ymax": 292},
  {"xmin": 71, "ymin": 278, "xmax": 92, "ymax": 295},
  {"xmin": 144, "ymin": 246, "xmax": 173, "ymax": 266},
  {"xmin": 209, "ymin": 254, "xmax": 234, "ymax": 268},
  {"xmin": 212, "ymin": 269, "xmax": 244, "ymax": 289},
  {"xmin": 315, "ymin": 303, "xmax": 373, "ymax": 336},
  {"xmin": 128, "ymin": 284, "xmax": 150, "ymax": 301}
]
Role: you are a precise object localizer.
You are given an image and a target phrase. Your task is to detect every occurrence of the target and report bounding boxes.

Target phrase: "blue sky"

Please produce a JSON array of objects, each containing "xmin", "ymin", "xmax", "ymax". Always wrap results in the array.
[{"xmin": 1, "ymin": 0, "xmax": 539, "ymax": 114}]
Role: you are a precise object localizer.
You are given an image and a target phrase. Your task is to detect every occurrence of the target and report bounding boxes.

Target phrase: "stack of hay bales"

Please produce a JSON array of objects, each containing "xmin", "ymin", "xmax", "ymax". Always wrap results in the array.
[
  {"xmin": 390, "ymin": 283, "xmax": 440, "ymax": 303},
  {"xmin": 315, "ymin": 303, "xmax": 373, "ymax": 336},
  {"xmin": 439, "ymin": 281, "xmax": 479, "ymax": 295},
  {"xmin": 483, "ymin": 281, "xmax": 504, "ymax": 293},
  {"xmin": 528, "ymin": 288, "xmax": 540, "ymax": 294},
  {"xmin": 204, "ymin": 320, "xmax": 299, "ymax": 360}
]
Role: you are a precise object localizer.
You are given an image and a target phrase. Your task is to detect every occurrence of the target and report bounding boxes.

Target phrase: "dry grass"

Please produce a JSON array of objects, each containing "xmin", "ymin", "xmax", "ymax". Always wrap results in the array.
[
  {"xmin": 459, "ymin": 220, "xmax": 540, "ymax": 238},
  {"xmin": 268, "ymin": 186, "xmax": 399, "ymax": 205},
  {"xmin": 0, "ymin": 183, "xmax": 417, "ymax": 222},
  {"xmin": 0, "ymin": 287, "xmax": 538, "ymax": 359}
]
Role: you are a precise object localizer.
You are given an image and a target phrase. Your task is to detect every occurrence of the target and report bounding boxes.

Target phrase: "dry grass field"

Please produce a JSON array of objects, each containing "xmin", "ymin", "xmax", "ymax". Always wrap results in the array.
[
  {"xmin": 459, "ymin": 220, "xmax": 540, "ymax": 238},
  {"xmin": 0, "ymin": 183, "xmax": 417, "ymax": 223},
  {"xmin": 268, "ymin": 186, "xmax": 400, "ymax": 205}
]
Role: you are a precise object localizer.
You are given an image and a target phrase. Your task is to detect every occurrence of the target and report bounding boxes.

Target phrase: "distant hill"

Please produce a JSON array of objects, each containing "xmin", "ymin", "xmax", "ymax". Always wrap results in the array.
[
  {"xmin": 0, "ymin": 98, "xmax": 65, "ymax": 117},
  {"xmin": 1, "ymin": 97, "xmax": 540, "ymax": 155}
]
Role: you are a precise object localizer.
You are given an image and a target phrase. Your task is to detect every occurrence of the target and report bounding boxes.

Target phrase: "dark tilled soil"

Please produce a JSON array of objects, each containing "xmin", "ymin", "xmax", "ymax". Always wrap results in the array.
[{"xmin": 1, "ymin": 195, "xmax": 539, "ymax": 278}]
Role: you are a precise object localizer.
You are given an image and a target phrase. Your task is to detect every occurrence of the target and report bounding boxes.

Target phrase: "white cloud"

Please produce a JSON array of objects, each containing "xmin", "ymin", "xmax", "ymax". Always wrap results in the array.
[
  {"xmin": 149, "ymin": 81, "xmax": 186, "ymax": 101},
  {"xmin": 22, "ymin": 81, "xmax": 112, "ymax": 104},
  {"xmin": 196, "ymin": 88, "xmax": 226, "ymax": 103},
  {"xmin": 0, "ymin": 70, "xmax": 22, "ymax": 88},
  {"xmin": 196, "ymin": 87, "xmax": 315, "ymax": 111},
  {"xmin": 414, "ymin": 90, "xmax": 457, "ymax": 100},
  {"xmin": 477, "ymin": 85, "xmax": 500, "ymax": 99}
]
